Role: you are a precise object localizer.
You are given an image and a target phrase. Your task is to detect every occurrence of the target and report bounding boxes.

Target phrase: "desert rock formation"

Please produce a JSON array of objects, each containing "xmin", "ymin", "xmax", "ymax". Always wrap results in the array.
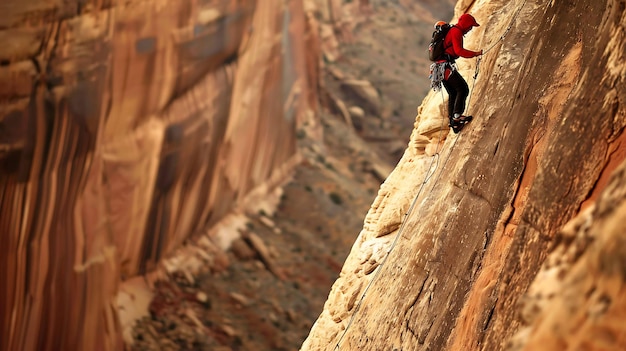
[
  {"xmin": 1, "ymin": 1, "xmax": 320, "ymax": 350},
  {"xmin": 302, "ymin": 0, "xmax": 626, "ymax": 350},
  {"xmin": 3, "ymin": 0, "xmax": 624, "ymax": 349}
]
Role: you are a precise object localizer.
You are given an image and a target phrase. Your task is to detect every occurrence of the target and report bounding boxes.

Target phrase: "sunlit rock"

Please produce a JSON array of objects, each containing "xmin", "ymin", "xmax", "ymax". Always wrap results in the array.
[{"xmin": 302, "ymin": 0, "xmax": 626, "ymax": 350}]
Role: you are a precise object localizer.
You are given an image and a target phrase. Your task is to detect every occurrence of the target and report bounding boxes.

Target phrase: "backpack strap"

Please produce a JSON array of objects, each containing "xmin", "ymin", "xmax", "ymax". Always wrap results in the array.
[{"xmin": 443, "ymin": 25, "xmax": 460, "ymax": 62}]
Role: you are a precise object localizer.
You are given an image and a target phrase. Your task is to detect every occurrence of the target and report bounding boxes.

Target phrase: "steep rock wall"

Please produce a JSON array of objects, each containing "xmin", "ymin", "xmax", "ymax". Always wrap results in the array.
[
  {"xmin": 509, "ymin": 162, "xmax": 626, "ymax": 350},
  {"xmin": 302, "ymin": 0, "xmax": 626, "ymax": 349},
  {"xmin": 0, "ymin": 1, "xmax": 320, "ymax": 350}
]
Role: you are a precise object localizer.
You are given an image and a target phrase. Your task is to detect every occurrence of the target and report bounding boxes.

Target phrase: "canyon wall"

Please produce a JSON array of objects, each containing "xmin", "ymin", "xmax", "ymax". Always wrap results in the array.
[
  {"xmin": 3, "ymin": 0, "xmax": 624, "ymax": 349},
  {"xmin": 303, "ymin": 0, "xmax": 626, "ymax": 349},
  {"xmin": 0, "ymin": 1, "xmax": 321, "ymax": 350}
]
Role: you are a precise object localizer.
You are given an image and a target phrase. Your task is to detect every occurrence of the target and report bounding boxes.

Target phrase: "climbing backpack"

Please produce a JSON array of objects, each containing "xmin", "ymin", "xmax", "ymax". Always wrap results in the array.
[{"xmin": 428, "ymin": 21, "xmax": 452, "ymax": 61}]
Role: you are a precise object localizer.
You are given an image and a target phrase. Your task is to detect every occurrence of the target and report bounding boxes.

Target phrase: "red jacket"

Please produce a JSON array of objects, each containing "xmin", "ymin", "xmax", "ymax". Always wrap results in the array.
[{"xmin": 444, "ymin": 14, "xmax": 481, "ymax": 59}]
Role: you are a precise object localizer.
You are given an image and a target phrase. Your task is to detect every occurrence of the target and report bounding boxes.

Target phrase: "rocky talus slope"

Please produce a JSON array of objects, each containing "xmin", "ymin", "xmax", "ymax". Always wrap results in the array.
[{"xmin": 302, "ymin": 0, "xmax": 626, "ymax": 350}]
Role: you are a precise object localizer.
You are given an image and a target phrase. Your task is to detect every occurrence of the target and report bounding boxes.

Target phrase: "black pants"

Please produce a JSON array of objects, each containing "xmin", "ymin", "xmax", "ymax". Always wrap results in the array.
[{"xmin": 443, "ymin": 70, "xmax": 469, "ymax": 118}]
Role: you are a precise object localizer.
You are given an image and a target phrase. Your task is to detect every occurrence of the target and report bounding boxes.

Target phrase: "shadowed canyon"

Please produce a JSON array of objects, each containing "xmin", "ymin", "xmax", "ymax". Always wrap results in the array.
[{"xmin": 1, "ymin": 0, "xmax": 626, "ymax": 350}]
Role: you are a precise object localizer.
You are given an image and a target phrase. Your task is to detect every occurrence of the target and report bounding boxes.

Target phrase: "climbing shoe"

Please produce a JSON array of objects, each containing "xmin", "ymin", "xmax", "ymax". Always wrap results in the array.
[
  {"xmin": 450, "ymin": 115, "xmax": 473, "ymax": 134},
  {"xmin": 454, "ymin": 115, "xmax": 473, "ymax": 124},
  {"xmin": 448, "ymin": 116, "xmax": 457, "ymax": 128}
]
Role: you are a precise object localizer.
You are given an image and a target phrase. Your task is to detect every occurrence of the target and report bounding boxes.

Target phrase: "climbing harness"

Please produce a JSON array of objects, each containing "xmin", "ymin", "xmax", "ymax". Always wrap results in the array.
[
  {"xmin": 333, "ymin": 0, "xmax": 532, "ymax": 349},
  {"xmin": 429, "ymin": 61, "xmax": 457, "ymax": 92}
]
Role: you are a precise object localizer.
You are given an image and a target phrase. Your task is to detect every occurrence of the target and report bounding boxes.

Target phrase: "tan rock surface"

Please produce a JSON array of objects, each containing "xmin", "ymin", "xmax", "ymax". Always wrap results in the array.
[
  {"xmin": 510, "ymin": 176, "xmax": 626, "ymax": 350},
  {"xmin": 302, "ymin": 0, "xmax": 626, "ymax": 350}
]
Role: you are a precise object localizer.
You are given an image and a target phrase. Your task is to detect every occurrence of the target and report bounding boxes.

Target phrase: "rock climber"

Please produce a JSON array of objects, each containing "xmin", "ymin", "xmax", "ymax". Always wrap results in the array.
[{"xmin": 442, "ymin": 13, "xmax": 483, "ymax": 133}]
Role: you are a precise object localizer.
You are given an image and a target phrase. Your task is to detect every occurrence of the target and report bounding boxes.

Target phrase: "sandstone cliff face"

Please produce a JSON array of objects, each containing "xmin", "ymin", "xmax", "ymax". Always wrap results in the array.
[
  {"xmin": 0, "ymin": 1, "xmax": 320, "ymax": 350},
  {"xmin": 302, "ymin": 0, "xmax": 626, "ymax": 350}
]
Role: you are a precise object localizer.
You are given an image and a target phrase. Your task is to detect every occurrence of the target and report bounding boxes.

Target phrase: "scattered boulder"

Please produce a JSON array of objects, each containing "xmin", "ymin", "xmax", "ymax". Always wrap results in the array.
[
  {"xmin": 348, "ymin": 106, "xmax": 365, "ymax": 119},
  {"xmin": 340, "ymin": 79, "xmax": 381, "ymax": 114}
]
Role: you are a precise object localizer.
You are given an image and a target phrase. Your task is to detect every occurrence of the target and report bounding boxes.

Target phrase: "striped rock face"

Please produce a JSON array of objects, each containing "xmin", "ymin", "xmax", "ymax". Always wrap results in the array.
[
  {"xmin": 0, "ymin": 1, "xmax": 320, "ymax": 350},
  {"xmin": 2, "ymin": 0, "xmax": 625, "ymax": 349}
]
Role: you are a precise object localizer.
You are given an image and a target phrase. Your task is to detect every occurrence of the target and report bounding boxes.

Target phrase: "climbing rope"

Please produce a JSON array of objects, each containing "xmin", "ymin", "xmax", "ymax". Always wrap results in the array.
[
  {"xmin": 465, "ymin": 56, "xmax": 482, "ymax": 120},
  {"xmin": 483, "ymin": 0, "xmax": 529, "ymax": 54},
  {"xmin": 333, "ymin": 78, "xmax": 457, "ymax": 349},
  {"xmin": 333, "ymin": 0, "xmax": 531, "ymax": 348},
  {"xmin": 333, "ymin": 117, "xmax": 445, "ymax": 351},
  {"xmin": 333, "ymin": 73, "xmax": 466, "ymax": 351},
  {"xmin": 333, "ymin": 49, "xmax": 477, "ymax": 351}
]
